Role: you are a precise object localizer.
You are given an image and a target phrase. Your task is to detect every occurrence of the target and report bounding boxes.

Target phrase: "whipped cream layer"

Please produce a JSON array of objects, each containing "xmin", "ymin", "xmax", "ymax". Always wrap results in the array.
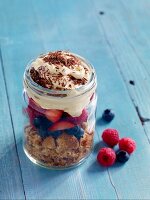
[
  {"xmin": 30, "ymin": 51, "xmax": 92, "ymax": 90},
  {"xmin": 24, "ymin": 51, "xmax": 96, "ymax": 116}
]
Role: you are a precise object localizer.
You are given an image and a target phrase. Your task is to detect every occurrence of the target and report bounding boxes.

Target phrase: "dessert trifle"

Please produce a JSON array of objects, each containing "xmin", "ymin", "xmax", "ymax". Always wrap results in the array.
[{"xmin": 23, "ymin": 50, "xmax": 97, "ymax": 169}]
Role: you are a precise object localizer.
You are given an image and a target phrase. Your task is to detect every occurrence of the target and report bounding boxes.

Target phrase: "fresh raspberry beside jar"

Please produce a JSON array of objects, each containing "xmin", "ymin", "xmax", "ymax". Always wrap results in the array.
[{"xmin": 23, "ymin": 51, "xmax": 97, "ymax": 169}]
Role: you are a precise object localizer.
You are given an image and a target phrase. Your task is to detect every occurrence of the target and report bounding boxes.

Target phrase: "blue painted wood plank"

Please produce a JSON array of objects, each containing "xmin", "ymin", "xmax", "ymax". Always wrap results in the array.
[
  {"xmin": 1, "ymin": 0, "xmax": 150, "ymax": 199},
  {"xmin": 117, "ymin": 0, "xmax": 150, "ymax": 77},
  {"xmin": 0, "ymin": 51, "xmax": 25, "ymax": 199},
  {"xmin": 0, "ymin": 0, "xmax": 62, "ymax": 46},
  {"xmin": 93, "ymin": 0, "xmax": 150, "ymax": 135},
  {"xmin": 110, "ymin": 0, "xmax": 150, "ymax": 141},
  {"xmin": 92, "ymin": 0, "xmax": 150, "ymax": 198}
]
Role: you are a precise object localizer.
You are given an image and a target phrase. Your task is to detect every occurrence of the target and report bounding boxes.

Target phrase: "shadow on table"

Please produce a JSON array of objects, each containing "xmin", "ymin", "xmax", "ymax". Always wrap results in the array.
[
  {"xmin": 93, "ymin": 140, "xmax": 106, "ymax": 154},
  {"xmin": 0, "ymin": 137, "xmax": 75, "ymax": 197},
  {"xmin": 96, "ymin": 117, "xmax": 108, "ymax": 126},
  {"xmin": 87, "ymin": 141, "xmax": 108, "ymax": 173},
  {"xmin": 87, "ymin": 160, "xmax": 106, "ymax": 173},
  {"xmin": 111, "ymin": 161, "xmax": 126, "ymax": 169}
]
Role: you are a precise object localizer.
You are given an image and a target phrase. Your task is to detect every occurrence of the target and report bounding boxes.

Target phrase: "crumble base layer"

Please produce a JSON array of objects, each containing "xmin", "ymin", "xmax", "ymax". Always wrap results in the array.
[{"xmin": 24, "ymin": 124, "xmax": 94, "ymax": 167}]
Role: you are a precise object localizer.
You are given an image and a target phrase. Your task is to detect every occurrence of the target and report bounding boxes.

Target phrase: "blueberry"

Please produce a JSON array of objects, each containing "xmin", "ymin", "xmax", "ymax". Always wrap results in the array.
[
  {"xmin": 38, "ymin": 127, "xmax": 49, "ymax": 138},
  {"xmin": 48, "ymin": 130, "xmax": 62, "ymax": 139},
  {"xmin": 33, "ymin": 116, "xmax": 53, "ymax": 138},
  {"xmin": 33, "ymin": 117, "xmax": 41, "ymax": 128},
  {"xmin": 116, "ymin": 150, "xmax": 130, "ymax": 163},
  {"xmin": 66, "ymin": 126, "xmax": 80, "ymax": 135},
  {"xmin": 33, "ymin": 116, "xmax": 53, "ymax": 129},
  {"xmin": 66, "ymin": 126, "xmax": 84, "ymax": 140},
  {"xmin": 74, "ymin": 128, "xmax": 84, "ymax": 140},
  {"xmin": 102, "ymin": 109, "xmax": 115, "ymax": 122}
]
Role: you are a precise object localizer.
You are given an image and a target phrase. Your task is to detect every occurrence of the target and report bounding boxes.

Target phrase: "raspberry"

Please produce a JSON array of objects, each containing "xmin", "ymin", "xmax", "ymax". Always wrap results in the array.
[
  {"xmin": 97, "ymin": 148, "xmax": 116, "ymax": 167},
  {"xmin": 66, "ymin": 109, "xmax": 88, "ymax": 125},
  {"xmin": 119, "ymin": 137, "xmax": 136, "ymax": 154},
  {"xmin": 102, "ymin": 128, "xmax": 119, "ymax": 147}
]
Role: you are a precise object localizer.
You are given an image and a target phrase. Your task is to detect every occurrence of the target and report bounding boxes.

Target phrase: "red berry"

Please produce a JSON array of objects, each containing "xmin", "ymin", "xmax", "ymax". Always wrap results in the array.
[
  {"xmin": 45, "ymin": 109, "xmax": 63, "ymax": 122},
  {"xmin": 48, "ymin": 121, "xmax": 75, "ymax": 131},
  {"xmin": 102, "ymin": 128, "xmax": 119, "ymax": 147},
  {"xmin": 97, "ymin": 148, "xmax": 116, "ymax": 167},
  {"xmin": 25, "ymin": 106, "xmax": 42, "ymax": 126},
  {"xmin": 66, "ymin": 109, "xmax": 88, "ymax": 125},
  {"xmin": 119, "ymin": 137, "xmax": 136, "ymax": 154},
  {"xmin": 28, "ymin": 98, "xmax": 44, "ymax": 113}
]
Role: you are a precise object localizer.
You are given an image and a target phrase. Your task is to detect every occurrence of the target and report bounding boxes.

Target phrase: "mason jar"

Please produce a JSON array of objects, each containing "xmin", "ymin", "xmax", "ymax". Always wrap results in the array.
[{"xmin": 23, "ymin": 52, "xmax": 97, "ymax": 169}]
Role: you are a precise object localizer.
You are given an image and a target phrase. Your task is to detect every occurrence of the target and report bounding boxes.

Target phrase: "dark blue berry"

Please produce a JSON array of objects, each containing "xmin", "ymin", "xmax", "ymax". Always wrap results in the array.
[
  {"xmin": 38, "ymin": 127, "xmax": 49, "ymax": 138},
  {"xmin": 48, "ymin": 130, "xmax": 62, "ymax": 139},
  {"xmin": 74, "ymin": 129, "xmax": 84, "ymax": 140},
  {"xmin": 34, "ymin": 116, "xmax": 53, "ymax": 138},
  {"xmin": 66, "ymin": 126, "xmax": 80, "ymax": 135},
  {"xmin": 33, "ymin": 117, "xmax": 41, "ymax": 128},
  {"xmin": 33, "ymin": 116, "xmax": 53, "ymax": 129},
  {"xmin": 102, "ymin": 109, "xmax": 115, "ymax": 122},
  {"xmin": 66, "ymin": 126, "xmax": 84, "ymax": 140},
  {"xmin": 116, "ymin": 150, "xmax": 130, "ymax": 163}
]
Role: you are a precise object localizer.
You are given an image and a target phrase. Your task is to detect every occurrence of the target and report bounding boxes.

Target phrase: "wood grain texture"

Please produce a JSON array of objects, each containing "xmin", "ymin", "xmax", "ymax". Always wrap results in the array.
[
  {"xmin": 93, "ymin": 0, "xmax": 150, "ymax": 138},
  {"xmin": 0, "ymin": 0, "xmax": 117, "ymax": 199},
  {"xmin": 1, "ymin": 0, "xmax": 150, "ymax": 199},
  {"xmin": 93, "ymin": 0, "xmax": 150, "ymax": 198},
  {"xmin": 115, "ymin": 0, "xmax": 150, "ymax": 145},
  {"xmin": 0, "ymin": 50, "xmax": 25, "ymax": 199}
]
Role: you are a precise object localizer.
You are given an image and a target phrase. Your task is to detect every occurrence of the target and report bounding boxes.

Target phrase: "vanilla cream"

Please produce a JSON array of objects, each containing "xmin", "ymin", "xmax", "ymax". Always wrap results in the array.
[{"xmin": 24, "ymin": 81, "xmax": 96, "ymax": 116}]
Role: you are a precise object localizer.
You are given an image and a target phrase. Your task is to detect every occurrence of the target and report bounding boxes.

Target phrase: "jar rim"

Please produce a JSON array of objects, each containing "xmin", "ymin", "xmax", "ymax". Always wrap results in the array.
[{"xmin": 24, "ymin": 52, "xmax": 97, "ymax": 98}]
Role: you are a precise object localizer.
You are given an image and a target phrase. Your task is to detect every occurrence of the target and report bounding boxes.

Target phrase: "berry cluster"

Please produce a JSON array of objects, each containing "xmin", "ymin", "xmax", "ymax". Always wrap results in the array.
[
  {"xmin": 25, "ymin": 98, "xmax": 88, "ymax": 140},
  {"xmin": 97, "ymin": 128, "xmax": 136, "ymax": 167}
]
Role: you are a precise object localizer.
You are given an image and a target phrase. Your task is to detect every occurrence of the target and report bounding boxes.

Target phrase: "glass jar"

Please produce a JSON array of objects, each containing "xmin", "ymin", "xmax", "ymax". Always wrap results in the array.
[{"xmin": 23, "ymin": 53, "xmax": 97, "ymax": 169}]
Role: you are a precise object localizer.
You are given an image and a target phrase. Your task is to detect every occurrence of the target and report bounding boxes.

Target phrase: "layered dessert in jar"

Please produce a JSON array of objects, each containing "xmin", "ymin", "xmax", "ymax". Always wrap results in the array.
[{"xmin": 23, "ymin": 50, "xmax": 97, "ymax": 169}]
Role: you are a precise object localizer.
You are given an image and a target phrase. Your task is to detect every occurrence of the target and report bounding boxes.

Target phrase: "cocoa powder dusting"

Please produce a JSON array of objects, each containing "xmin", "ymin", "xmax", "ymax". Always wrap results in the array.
[
  {"xmin": 30, "ymin": 51, "xmax": 90, "ymax": 90},
  {"xmin": 30, "ymin": 67, "xmax": 53, "ymax": 89},
  {"xmin": 43, "ymin": 51, "xmax": 80, "ymax": 67}
]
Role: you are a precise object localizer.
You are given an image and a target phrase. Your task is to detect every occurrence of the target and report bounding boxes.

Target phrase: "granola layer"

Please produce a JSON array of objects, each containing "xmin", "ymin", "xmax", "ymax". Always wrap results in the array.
[{"xmin": 24, "ymin": 124, "xmax": 94, "ymax": 167}]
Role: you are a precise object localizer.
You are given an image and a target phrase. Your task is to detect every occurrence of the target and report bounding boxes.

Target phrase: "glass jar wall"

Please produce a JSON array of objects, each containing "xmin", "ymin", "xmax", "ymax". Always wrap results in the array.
[{"xmin": 23, "ymin": 53, "xmax": 97, "ymax": 169}]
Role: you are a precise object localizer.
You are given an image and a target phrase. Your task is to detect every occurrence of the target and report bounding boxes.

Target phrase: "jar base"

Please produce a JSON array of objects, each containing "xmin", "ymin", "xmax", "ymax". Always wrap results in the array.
[{"xmin": 23, "ymin": 146, "xmax": 92, "ymax": 170}]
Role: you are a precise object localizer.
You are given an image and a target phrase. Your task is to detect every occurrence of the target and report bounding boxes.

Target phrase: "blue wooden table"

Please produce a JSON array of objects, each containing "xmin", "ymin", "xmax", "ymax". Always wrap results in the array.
[{"xmin": 1, "ymin": 0, "xmax": 150, "ymax": 199}]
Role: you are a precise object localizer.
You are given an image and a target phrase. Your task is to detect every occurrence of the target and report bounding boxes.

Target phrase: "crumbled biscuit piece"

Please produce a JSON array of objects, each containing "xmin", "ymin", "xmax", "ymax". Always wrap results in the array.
[
  {"xmin": 81, "ymin": 122, "xmax": 88, "ymax": 132},
  {"xmin": 56, "ymin": 133, "xmax": 79, "ymax": 151},
  {"xmin": 24, "ymin": 125, "xmax": 42, "ymax": 150},
  {"xmin": 24, "ymin": 124, "xmax": 94, "ymax": 167},
  {"xmin": 41, "ymin": 149, "xmax": 51, "ymax": 156},
  {"xmin": 80, "ymin": 132, "xmax": 93, "ymax": 148},
  {"xmin": 42, "ymin": 136, "xmax": 56, "ymax": 149},
  {"xmin": 29, "ymin": 133, "xmax": 42, "ymax": 147},
  {"xmin": 24, "ymin": 125, "xmax": 35, "ymax": 134},
  {"xmin": 89, "ymin": 130, "xmax": 94, "ymax": 135}
]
